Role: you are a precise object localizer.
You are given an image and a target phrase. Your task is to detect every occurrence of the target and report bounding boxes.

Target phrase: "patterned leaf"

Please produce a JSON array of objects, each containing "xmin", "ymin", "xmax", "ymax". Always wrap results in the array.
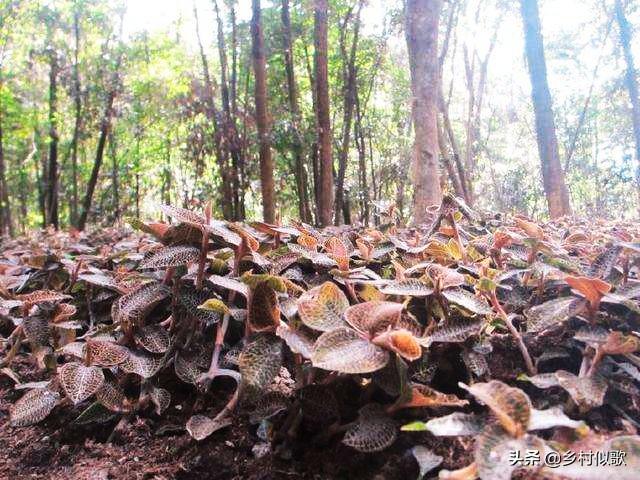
[
  {"xmin": 249, "ymin": 391, "xmax": 290, "ymax": 424},
  {"xmin": 179, "ymin": 287, "xmax": 221, "ymax": 324},
  {"xmin": 150, "ymin": 386, "xmax": 171, "ymax": 415},
  {"xmin": 344, "ymin": 301, "xmax": 403, "ymax": 336},
  {"xmin": 135, "ymin": 325, "xmax": 171, "ymax": 353},
  {"xmin": 554, "ymin": 370, "xmax": 607, "ymax": 412},
  {"xmin": 342, "ymin": 406, "xmax": 397, "ymax": 452},
  {"xmin": 59, "ymin": 362, "xmax": 105, "ymax": 404},
  {"xmin": 239, "ymin": 334, "xmax": 283, "ymax": 389},
  {"xmin": 112, "ymin": 282, "xmax": 169, "ymax": 326},
  {"xmin": 460, "ymin": 380, "xmax": 531, "ymax": 438},
  {"xmin": 86, "ymin": 340, "xmax": 129, "ymax": 367},
  {"xmin": 120, "ymin": 349, "xmax": 164, "ymax": 378},
  {"xmin": 425, "ymin": 263, "xmax": 466, "ymax": 289},
  {"xmin": 420, "ymin": 320, "xmax": 483, "ymax": 347},
  {"xmin": 442, "ymin": 288, "xmax": 492, "ymax": 315},
  {"xmin": 524, "ymin": 297, "xmax": 587, "ymax": 332},
  {"xmin": 275, "ymin": 322, "xmax": 314, "ymax": 358},
  {"xmin": 159, "ymin": 204, "xmax": 206, "ymax": 226},
  {"xmin": 379, "ymin": 279, "xmax": 434, "ymax": 297},
  {"xmin": 96, "ymin": 378, "xmax": 129, "ymax": 412},
  {"xmin": 312, "ymin": 327, "xmax": 389, "ymax": 374},
  {"xmin": 174, "ymin": 353, "xmax": 203, "ymax": 384},
  {"xmin": 208, "ymin": 274, "xmax": 250, "ymax": 298},
  {"xmin": 18, "ymin": 290, "xmax": 71, "ymax": 305},
  {"xmin": 140, "ymin": 245, "xmax": 200, "ymax": 269},
  {"xmin": 10, "ymin": 388, "xmax": 59, "ymax": 427},
  {"xmin": 586, "ymin": 244, "xmax": 622, "ymax": 279},
  {"xmin": 297, "ymin": 281, "xmax": 349, "ymax": 332},
  {"xmin": 186, "ymin": 414, "xmax": 232, "ymax": 441},
  {"xmin": 248, "ymin": 281, "xmax": 280, "ymax": 332},
  {"xmin": 461, "ymin": 349, "xmax": 489, "ymax": 376},
  {"xmin": 22, "ymin": 316, "xmax": 50, "ymax": 345}
]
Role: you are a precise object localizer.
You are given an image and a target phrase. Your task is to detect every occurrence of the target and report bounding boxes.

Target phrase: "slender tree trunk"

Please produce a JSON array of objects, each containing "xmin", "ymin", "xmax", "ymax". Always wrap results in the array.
[
  {"xmin": 109, "ymin": 131, "xmax": 119, "ymax": 220},
  {"xmin": 194, "ymin": 3, "xmax": 233, "ymax": 220},
  {"xmin": 314, "ymin": 0, "xmax": 334, "ymax": 226},
  {"xmin": 213, "ymin": 0, "xmax": 242, "ymax": 220},
  {"xmin": 78, "ymin": 91, "xmax": 114, "ymax": 230},
  {"xmin": 0, "ymin": 71, "xmax": 11, "ymax": 236},
  {"xmin": 69, "ymin": 8, "xmax": 82, "ymax": 226},
  {"xmin": 78, "ymin": 13, "xmax": 124, "ymax": 230},
  {"xmin": 251, "ymin": 0, "xmax": 276, "ymax": 223},
  {"xmin": 46, "ymin": 48, "xmax": 59, "ymax": 229},
  {"xmin": 334, "ymin": 1, "xmax": 362, "ymax": 225},
  {"xmin": 615, "ymin": 0, "xmax": 640, "ymax": 215},
  {"xmin": 520, "ymin": 0, "xmax": 572, "ymax": 218},
  {"xmin": 354, "ymin": 73, "xmax": 370, "ymax": 226},
  {"xmin": 405, "ymin": 0, "xmax": 443, "ymax": 224},
  {"xmin": 281, "ymin": 0, "xmax": 312, "ymax": 223}
]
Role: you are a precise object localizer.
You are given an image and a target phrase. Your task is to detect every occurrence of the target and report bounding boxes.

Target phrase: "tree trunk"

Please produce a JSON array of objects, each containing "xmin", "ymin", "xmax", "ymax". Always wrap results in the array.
[
  {"xmin": 334, "ymin": 1, "xmax": 362, "ymax": 225},
  {"xmin": 194, "ymin": 3, "xmax": 233, "ymax": 220},
  {"xmin": 405, "ymin": 0, "xmax": 443, "ymax": 224},
  {"xmin": 281, "ymin": 0, "xmax": 312, "ymax": 223},
  {"xmin": 251, "ymin": 0, "xmax": 276, "ymax": 223},
  {"xmin": 69, "ymin": 8, "xmax": 82, "ymax": 226},
  {"xmin": 314, "ymin": 0, "xmax": 334, "ymax": 226},
  {"xmin": 109, "ymin": 131, "xmax": 119, "ymax": 220},
  {"xmin": 46, "ymin": 48, "xmax": 59, "ymax": 229},
  {"xmin": 213, "ymin": 0, "xmax": 243, "ymax": 220},
  {"xmin": 78, "ymin": 91, "xmax": 114, "ymax": 230},
  {"xmin": 520, "ymin": 0, "xmax": 572, "ymax": 218},
  {"xmin": 0, "ymin": 73, "xmax": 11, "ymax": 236},
  {"xmin": 615, "ymin": 0, "xmax": 640, "ymax": 214},
  {"xmin": 354, "ymin": 76, "xmax": 370, "ymax": 226}
]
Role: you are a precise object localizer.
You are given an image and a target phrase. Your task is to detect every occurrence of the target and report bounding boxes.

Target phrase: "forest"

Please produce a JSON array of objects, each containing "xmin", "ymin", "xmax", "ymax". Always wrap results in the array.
[{"xmin": 1, "ymin": 0, "xmax": 640, "ymax": 479}]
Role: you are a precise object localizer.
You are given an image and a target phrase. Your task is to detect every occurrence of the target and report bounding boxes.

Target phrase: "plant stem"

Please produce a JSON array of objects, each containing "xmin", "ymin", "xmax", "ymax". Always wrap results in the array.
[{"xmin": 489, "ymin": 291, "xmax": 536, "ymax": 376}]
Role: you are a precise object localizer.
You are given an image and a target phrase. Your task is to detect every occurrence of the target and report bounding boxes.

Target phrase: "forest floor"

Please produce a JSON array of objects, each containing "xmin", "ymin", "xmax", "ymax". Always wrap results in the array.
[{"xmin": 1, "ymin": 210, "xmax": 639, "ymax": 479}]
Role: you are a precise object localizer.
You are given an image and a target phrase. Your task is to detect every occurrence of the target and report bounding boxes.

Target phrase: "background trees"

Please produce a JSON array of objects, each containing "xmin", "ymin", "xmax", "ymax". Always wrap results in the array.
[{"xmin": 0, "ymin": 0, "xmax": 638, "ymax": 233}]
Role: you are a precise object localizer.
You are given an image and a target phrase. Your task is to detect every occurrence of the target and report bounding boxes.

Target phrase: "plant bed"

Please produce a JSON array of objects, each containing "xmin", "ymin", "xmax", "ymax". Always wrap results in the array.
[{"xmin": 1, "ymin": 197, "xmax": 639, "ymax": 479}]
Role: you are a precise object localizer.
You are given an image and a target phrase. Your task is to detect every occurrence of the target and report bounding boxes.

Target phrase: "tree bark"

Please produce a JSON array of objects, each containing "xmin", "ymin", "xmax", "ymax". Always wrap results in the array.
[
  {"xmin": 109, "ymin": 130, "xmax": 119, "ymax": 220},
  {"xmin": 281, "ymin": 0, "xmax": 312, "ymax": 223},
  {"xmin": 78, "ymin": 14, "xmax": 124, "ymax": 230},
  {"xmin": 213, "ymin": 0, "xmax": 243, "ymax": 220},
  {"xmin": 314, "ymin": 0, "xmax": 334, "ymax": 226},
  {"xmin": 251, "ymin": 0, "xmax": 276, "ymax": 223},
  {"xmin": 46, "ymin": 48, "xmax": 59, "ymax": 229},
  {"xmin": 194, "ymin": 3, "xmax": 233, "ymax": 220},
  {"xmin": 354, "ymin": 73, "xmax": 370, "ymax": 226},
  {"xmin": 78, "ymin": 90, "xmax": 114, "ymax": 230},
  {"xmin": 615, "ymin": 0, "xmax": 640, "ymax": 214},
  {"xmin": 0, "ymin": 72, "xmax": 11, "ymax": 236},
  {"xmin": 520, "ymin": 0, "xmax": 572, "ymax": 218},
  {"xmin": 405, "ymin": 0, "xmax": 443, "ymax": 224},
  {"xmin": 69, "ymin": 7, "xmax": 82, "ymax": 226},
  {"xmin": 334, "ymin": 1, "xmax": 362, "ymax": 225}
]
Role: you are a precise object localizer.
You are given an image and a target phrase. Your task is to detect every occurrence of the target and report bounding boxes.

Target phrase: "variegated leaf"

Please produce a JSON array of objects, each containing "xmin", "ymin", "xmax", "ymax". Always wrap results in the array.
[
  {"xmin": 312, "ymin": 327, "xmax": 389, "ymax": 374},
  {"xmin": 59, "ymin": 362, "xmax": 105, "ymax": 404}
]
